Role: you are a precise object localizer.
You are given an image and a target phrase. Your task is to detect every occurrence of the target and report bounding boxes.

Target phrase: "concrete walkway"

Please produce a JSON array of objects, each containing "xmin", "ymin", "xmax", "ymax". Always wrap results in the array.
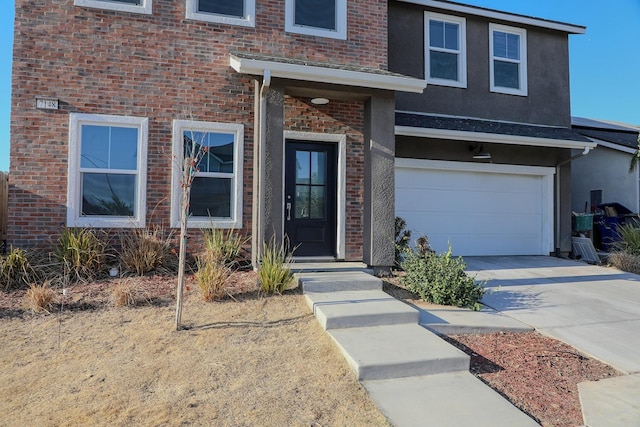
[
  {"xmin": 465, "ymin": 256, "xmax": 640, "ymax": 427},
  {"xmin": 297, "ymin": 271, "xmax": 538, "ymax": 426}
]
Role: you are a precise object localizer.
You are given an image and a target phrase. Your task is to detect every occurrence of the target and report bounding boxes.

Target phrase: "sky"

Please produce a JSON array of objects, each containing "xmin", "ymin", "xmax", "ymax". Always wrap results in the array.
[{"xmin": 0, "ymin": 1, "xmax": 638, "ymax": 172}]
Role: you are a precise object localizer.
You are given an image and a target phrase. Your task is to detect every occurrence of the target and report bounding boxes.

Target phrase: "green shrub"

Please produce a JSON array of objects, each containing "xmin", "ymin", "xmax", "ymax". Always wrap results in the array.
[
  {"xmin": 118, "ymin": 226, "xmax": 175, "ymax": 275},
  {"xmin": 400, "ymin": 245, "xmax": 485, "ymax": 311},
  {"xmin": 201, "ymin": 227, "xmax": 248, "ymax": 269},
  {"xmin": 394, "ymin": 217, "xmax": 411, "ymax": 267},
  {"xmin": 54, "ymin": 227, "xmax": 106, "ymax": 281},
  {"xmin": 258, "ymin": 238, "xmax": 294, "ymax": 295},
  {"xmin": 194, "ymin": 258, "xmax": 230, "ymax": 302},
  {"xmin": 614, "ymin": 223, "xmax": 640, "ymax": 255},
  {"xmin": 0, "ymin": 247, "xmax": 36, "ymax": 291}
]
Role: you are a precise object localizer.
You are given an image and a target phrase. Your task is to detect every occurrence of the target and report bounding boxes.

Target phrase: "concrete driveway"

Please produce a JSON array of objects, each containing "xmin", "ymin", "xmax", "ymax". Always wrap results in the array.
[{"xmin": 464, "ymin": 256, "xmax": 640, "ymax": 375}]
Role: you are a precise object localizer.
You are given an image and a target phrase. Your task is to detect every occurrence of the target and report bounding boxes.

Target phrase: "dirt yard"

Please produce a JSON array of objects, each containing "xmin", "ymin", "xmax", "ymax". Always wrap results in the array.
[
  {"xmin": 1, "ymin": 272, "xmax": 624, "ymax": 427},
  {"xmin": 0, "ymin": 274, "xmax": 388, "ymax": 427}
]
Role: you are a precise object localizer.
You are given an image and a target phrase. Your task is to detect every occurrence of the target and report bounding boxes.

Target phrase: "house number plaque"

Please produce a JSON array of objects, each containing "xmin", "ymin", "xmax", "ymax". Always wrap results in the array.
[{"xmin": 36, "ymin": 97, "xmax": 59, "ymax": 110}]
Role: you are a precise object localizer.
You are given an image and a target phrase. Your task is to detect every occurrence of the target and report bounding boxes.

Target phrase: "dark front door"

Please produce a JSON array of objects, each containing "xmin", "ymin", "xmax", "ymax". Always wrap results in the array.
[{"xmin": 284, "ymin": 140, "xmax": 337, "ymax": 257}]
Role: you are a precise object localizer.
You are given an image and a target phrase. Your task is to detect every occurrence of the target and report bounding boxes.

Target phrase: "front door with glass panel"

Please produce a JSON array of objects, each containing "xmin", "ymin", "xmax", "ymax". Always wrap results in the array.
[{"xmin": 284, "ymin": 140, "xmax": 337, "ymax": 257}]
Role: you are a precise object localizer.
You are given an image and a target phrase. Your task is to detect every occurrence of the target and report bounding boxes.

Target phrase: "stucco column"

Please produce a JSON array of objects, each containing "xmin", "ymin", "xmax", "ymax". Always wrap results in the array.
[
  {"xmin": 558, "ymin": 161, "xmax": 573, "ymax": 254},
  {"xmin": 253, "ymin": 82, "xmax": 285, "ymax": 267},
  {"xmin": 363, "ymin": 92, "xmax": 396, "ymax": 270}
]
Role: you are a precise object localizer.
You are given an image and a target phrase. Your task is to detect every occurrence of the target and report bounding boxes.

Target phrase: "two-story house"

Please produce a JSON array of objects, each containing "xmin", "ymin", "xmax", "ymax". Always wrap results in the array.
[
  {"xmin": 10, "ymin": 0, "xmax": 425, "ymax": 271},
  {"xmin": 9, "ymin": 0, "xmax": 592, "ymax": 269},
  {"xmin": 389, "ymin": 0, "xmax": 593, "ymax": 256}
]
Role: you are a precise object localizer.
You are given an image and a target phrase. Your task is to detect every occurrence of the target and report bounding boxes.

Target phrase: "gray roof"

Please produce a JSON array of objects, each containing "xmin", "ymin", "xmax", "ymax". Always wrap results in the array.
[
  {"xmin": 571, "ymin": 117, "xmax": 639, "ymax": 150},
  {"xmin": 396, "ymin": 112, "xmax": 592, "ymax": 143},
  {"xmin": 230, "ymin": 51, "xmax": 410, "ymax": 79}
]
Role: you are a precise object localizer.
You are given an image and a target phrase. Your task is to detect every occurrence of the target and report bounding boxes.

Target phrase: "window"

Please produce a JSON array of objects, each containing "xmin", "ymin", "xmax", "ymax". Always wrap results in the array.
[
  {"xmin": 285, "ymin": 0, "xmax": 347, "ymax": 40},
  {"xmin": 425, "ymin": 12, "xmax": 466, "ymax": 88},
  {"xmin": 186, "ymin": 0, "xmax": 255, "ymax": 27},
  {"xmin": 67, "ymin": 113, "xmax": 148, "ymax": 228},
  {"xmin": 490, "ymin": 23, "xmax": 527, "ymax": 96},
  {"xmin": 171, "ymin": 120, "xmax": 244, "ymax": 229},
  {"xmin": 74, "ymin": 0, "xmax": 152, "ymax": 14}
]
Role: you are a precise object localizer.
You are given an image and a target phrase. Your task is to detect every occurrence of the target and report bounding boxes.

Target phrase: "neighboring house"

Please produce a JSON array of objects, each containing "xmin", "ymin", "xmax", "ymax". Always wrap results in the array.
[
  {"xmin": 389, "ymin": 0, "xmax": 594, "ymax": 256},
  {"xmin": 571, "ymin": 117, "xmax": 640, "ymax": 214},
  {"xmin": 9, "ymin": 0, "xmax": 592, "ymax": 268}
]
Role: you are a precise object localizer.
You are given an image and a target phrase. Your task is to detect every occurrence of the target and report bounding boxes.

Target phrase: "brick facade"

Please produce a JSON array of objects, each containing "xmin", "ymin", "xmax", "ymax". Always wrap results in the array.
[{"xmin": 9, "ymin": 0, "xmax": 388, "ymax": 254}]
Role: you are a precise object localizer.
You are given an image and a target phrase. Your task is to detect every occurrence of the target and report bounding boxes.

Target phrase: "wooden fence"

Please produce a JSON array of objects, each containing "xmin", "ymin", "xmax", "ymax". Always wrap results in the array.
[{"xmin": 0, "ymin": 172, "xmax": 7, "ymax": 247}]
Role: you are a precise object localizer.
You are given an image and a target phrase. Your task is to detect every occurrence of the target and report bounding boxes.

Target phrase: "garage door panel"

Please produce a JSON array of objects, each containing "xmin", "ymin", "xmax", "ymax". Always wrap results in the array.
[
  {"xmin": 395, "ymin": 162, "xmax": 553, "ymax": 256},
  {"xmin": 397, "ymin": 190, "xmax": 543, "ymax": 216},
  {"xmin": 399, "ymin": 211, "xmax": 542, "ymax": 237},
  {"xmin": 426, "ymin": 235, "xmax": 545, "ymax": 256}
]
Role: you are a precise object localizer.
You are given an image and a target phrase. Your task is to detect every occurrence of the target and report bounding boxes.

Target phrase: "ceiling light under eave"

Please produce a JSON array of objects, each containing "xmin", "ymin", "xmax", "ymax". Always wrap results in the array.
[{"xmin": 310, "ymin": 97, "xmax": 330, "ymax": 105}]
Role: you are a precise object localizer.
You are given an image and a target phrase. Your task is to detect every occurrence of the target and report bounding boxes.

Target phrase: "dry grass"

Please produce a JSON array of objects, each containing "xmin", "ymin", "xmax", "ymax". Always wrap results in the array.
[
  {"xmin": 194, "ymin": 261, "xmax": 230, "ymax": 302},
  {"xmin": 111, "ymin": 279, "xmax": 150, "ymax": 307},
  {"xmin": 608, "ymin": 251, "xmax": 640, "ymax": 274},
  {"xmin": 24, "ymin": 282, "xmax": 54, "ymax": 313},
  {"xmin": 0, "ymin": 283, "xmax": 388, "ymax": 426}
]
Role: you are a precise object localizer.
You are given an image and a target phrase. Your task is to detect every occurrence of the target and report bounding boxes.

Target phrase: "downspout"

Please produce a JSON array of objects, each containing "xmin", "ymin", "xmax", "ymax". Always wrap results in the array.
[
  {"xmin": 555, "ymin": 145, "xmax": 592, "ymax": 256},
  {"xmin": 254, "ymin": 70, "xmax": 271, "ymax": 267}
]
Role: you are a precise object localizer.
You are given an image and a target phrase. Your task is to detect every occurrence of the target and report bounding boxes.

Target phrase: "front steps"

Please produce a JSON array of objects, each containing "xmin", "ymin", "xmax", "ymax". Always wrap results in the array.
[{"xmin": 298, "ymin": 271, "xmax": 539, "ymax": 427}]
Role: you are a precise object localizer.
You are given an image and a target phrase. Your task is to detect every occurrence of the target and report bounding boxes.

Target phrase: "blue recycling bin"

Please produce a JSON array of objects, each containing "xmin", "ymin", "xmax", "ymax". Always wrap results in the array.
[{"xmin": 594, "ymin": 203, "xmax": 634, "ymax": 251}]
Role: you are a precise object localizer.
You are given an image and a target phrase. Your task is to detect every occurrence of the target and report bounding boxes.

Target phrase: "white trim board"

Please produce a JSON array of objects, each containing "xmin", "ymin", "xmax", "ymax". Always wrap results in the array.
[
  {"xmin": 398, "ymin": 0, "xmax": 585, "ymax": 34},
  {"xmin": 230, "ymin": 54, "xmax": 427, "ymax": 94},
  {"xmin": 583, "ymin": 137, "xmax": 637, "ymax": 155},
  {"xmin": 395, "ymin": 125, "xmax": 596, "ymax": 152}
]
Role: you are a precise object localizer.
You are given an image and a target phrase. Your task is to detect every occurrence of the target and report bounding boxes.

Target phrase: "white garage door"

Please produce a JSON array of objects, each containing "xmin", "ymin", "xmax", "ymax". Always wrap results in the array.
[{"xmin": 395, "ymin": 159, "xmax": 555, "ymax": 256}]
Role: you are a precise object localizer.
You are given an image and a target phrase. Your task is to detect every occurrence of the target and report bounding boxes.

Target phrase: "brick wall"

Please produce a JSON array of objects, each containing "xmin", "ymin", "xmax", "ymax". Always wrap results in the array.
[{"xmin": 9, "ymin": 0, "xmax": 388, "ymax": 252}]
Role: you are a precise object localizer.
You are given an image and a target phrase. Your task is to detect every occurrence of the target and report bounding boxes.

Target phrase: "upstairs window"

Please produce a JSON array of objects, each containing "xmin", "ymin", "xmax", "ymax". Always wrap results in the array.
[
  {"xmin": 490, "ymin": 23, "xmax": 527, "ymax": 96},
  {"xmin": 74, "ymin": 0, "xmax": 152, "ymax": 14},
  {"xmin": 186, "ymin": 0, "xmax": 255, "ymax": 27},
  {"xmin": 67, "ymin": 113, "xmax": 148, "ymax": 228},
  {"xmin": 285, "ymin": 0, "xmax": 347, "ymax": 40},
  {"xmin": 425, "ymin": 12, "xmax": 466, "ymax": 88},
  {"xmin": 171, "ymin": 120, "xmax": 244, "ymax": 229}
]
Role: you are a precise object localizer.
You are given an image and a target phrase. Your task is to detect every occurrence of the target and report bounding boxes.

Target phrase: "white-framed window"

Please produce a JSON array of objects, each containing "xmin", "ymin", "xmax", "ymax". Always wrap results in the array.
[
  {"xmin": 425, "ymin": 12, "xmax": 466, "ymax": 88},
  {"xmin": 171, "ymin": 120, "xmax": 244, "ymax": 229},
  {"xmin": 490, "ymin": 23, "xmax": 527, "ymax": 96},
  {"xmin": 67, "ymin": 113, "xmax": 148, "ymax": 228},
  {"xmin": 285, "ymin": 0, "xmax": 347, "ymax": 40},
  {"xmin": 74, "ymin": 0, "xmax": 152, "ymax": 15},
  {"xmin": 186, "ymin": 0, "xmax": 255, "ymax": 27}
]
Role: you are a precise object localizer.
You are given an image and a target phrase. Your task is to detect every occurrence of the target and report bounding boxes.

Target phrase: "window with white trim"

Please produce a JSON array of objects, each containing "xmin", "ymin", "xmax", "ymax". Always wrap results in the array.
[
  {"xmin": 74, "ymin": 0, "xmax": 152, "ymax": 14},
  {"xmin": 186, "ymin": 0, "xmax": 255, "ymax": 27},
  {"xmin": 425, "ymin": 12, "xmax": 466, "ymax": 88},
  {"xmin": 67, "ymin": 113, "xmax": 148, "ymax": 228},
  {"xmin": 171, "ymin": 120, "xmax": 244, "ymax": 229},
  {"xmin": 490, "ymin": 23, "xmax": 527, "ymax": 96},
  {"xmin": 285, "ymin": 0, "xmax": 347, "ymax": 40}
]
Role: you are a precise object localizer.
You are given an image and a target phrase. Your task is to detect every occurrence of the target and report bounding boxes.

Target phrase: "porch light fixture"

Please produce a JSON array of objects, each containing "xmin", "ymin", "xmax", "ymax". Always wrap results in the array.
[
  {"xmin": 470, "ymin": 143, "xmax": 491, "ymax": 160},
  {"xmin": 310, "ymin": 97, "xmax": 330, "ymax": 105}
]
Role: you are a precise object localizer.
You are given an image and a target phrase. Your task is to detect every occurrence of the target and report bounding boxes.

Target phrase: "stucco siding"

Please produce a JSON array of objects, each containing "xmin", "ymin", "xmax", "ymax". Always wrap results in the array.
[{"xmin": 572, "ymin": 147, "xmax": 639, "ymax": 213}]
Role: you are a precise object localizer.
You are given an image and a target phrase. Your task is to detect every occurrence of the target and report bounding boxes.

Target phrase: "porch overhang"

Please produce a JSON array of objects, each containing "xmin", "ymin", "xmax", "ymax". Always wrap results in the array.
[
  {"xmin": 396, "ymin": 112, "xmax": 597, "ymax": 153},
  {"xmin": 230, "ymin": 52, "xmax": 427, "ymax": 94}
]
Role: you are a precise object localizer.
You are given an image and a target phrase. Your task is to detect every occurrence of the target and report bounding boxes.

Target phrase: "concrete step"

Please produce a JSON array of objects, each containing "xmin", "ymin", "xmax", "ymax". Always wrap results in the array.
[
  {"xmin": 329, "ymin": 324, "xmax": 470, "ymax": 380},
  {"xmin": 296, "ymin": 271, "xmax": 381, "ymax": 293},
  {"xmin": 304, "ymin": 289, "xmax": 420, "ymax": 330},
  {"xmin": 363, "ymin": 372, "xmax": 539, "ymax": 427}
]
